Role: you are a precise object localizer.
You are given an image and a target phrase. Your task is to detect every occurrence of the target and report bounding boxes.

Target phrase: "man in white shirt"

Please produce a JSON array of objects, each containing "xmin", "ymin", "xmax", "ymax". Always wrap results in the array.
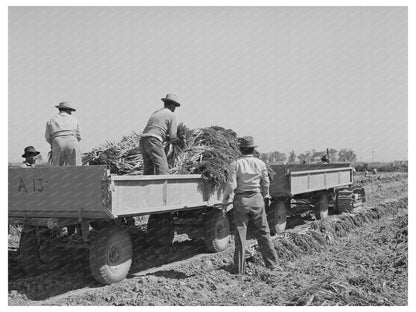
[
  {"xmin": 45, "ymin": 102, "xmax": 81, "ymax": 166},
  {"xmin": 222, "ymin": 136, "xmax": 279, "ymax": 274}
]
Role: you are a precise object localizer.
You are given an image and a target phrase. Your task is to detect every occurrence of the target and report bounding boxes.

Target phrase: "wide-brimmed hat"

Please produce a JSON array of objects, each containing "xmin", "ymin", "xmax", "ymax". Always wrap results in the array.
[
  {"xmin": 161, "ymin": 94, "xmax": 181, "ymax": 107},
  {"xmin": 238, "ymin": 136, "xmax": 258, "ymax": 148},
  {"xmin": 55, "ymin": 102, "xmax": 76, "ymax": 111},
  {"xmin": 22, "ymin": 146, "xmax": 40, "ymax": 158}
]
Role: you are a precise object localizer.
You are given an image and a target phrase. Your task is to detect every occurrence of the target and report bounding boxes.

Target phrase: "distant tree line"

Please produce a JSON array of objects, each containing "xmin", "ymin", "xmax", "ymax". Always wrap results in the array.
[
  {"xmin": 260, "ymin": 148, "xmax": 357, "ymax": 164},
  {"xmin": 355, "ymin": 161, "xmax": 408, "ymax": 173}
]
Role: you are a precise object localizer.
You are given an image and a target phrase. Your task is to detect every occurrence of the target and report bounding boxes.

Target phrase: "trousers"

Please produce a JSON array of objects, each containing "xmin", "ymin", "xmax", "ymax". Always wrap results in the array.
[
  {"xmin": 233, "ymin": 192, "xmax": 278, "ymax": 274},
  {"xmin": 51, "ymin": 136, "xmax": 81, "ymax": 166},
  {"xmin": 139, "ymin": 136, "xmax": 169, "ymax": 175}
]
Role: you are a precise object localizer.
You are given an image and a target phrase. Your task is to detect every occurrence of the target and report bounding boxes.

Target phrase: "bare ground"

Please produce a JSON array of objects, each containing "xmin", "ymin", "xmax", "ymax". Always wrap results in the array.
[{"xmin": 8, "ymin": 173, "xmax": 408, "ymax": 306}]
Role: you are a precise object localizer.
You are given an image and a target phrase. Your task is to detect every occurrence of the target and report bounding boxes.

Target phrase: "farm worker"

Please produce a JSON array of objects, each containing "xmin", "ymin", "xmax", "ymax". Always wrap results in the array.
[
  {"xmin": 222, "ymin": 136, "xmax": 279, "ymax": 274},
  {"xmin": 20, "ymin": 146, "xmax": 40, "ymax": 168},
  {"xmin": 45, "ymin": 102, "xmax": 81, "ymax": 166},
  {"xmin": 321, "ymin": 154, "xmax": 330, "ymax": 164},
  {"xmin": 139, "ymin": 93, "xmax": 180, "ymax": 175}
]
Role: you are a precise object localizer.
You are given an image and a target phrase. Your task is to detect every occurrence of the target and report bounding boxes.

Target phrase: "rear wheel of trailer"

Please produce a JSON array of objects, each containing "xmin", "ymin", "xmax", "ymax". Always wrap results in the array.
[
  {"xmin": 268, "ymin": 199, "xmax": 288, "ymax": 234},
  {"xmin": 89, "ymin": 224, "xmax": 133, "ymax": 285},
  {"xmin": 204, "ymin": 210, "xmax": 231, "ymax": 252}
]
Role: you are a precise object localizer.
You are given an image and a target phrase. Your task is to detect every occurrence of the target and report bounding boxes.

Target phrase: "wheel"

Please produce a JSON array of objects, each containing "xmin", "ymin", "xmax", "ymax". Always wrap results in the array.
[
  {"xmin": 19, "ymin": 226, "xmax": 61, "ymax": 276},
  {"xmin": 267, "ymin": 199, "xmax": 287, "ymax": 234},
  {"xmin": 204, "ymin": 210, "xmax": 231, "ymax": 252},
  {"xmin": 314, "ymin": 193, "xmax": 329, "ymax": 220},
  {"xmin": 89, "ymin": 224, "xmax": 133, "ymax": 284},
  {"xmin": 146, "ymin": 213, "xmax": 175, "ymax": 246},
  {"xmin": 335, "ymin": 190, "xmax": 354, "ymax": 213},
  {"xmin": 352, "ymin": 186, "xmax": 366, "ymax": 203}
]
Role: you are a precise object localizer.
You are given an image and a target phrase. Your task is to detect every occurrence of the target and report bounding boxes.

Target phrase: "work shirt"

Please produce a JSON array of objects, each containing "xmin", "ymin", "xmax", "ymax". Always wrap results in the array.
[
  {"xmin": 142, "ymin": 108, "xmax": 177, "ymax": 143},
  {"xmin": 223, "ymin": 155, "xmax": 270, "ymax": 202},
  {"xmin": 45, "ymin": 112, "xmax": 81, "ymax": 144}
]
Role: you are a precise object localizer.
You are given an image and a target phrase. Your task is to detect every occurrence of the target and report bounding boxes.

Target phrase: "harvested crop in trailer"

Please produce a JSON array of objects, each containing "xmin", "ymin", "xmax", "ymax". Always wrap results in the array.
[{"xmin": 82, "ymin": 124, "xmax": 243, "ymax": 187}]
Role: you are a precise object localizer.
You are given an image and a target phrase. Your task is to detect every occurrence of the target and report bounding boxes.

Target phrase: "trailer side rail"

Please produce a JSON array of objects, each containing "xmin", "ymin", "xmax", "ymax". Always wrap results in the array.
[{"xmin": 289, "ymin": 167, "xmax": 353, "ymax": 195}]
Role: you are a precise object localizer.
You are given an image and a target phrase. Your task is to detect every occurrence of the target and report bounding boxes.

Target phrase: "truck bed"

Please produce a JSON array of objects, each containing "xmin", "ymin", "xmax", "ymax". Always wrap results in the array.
[
  {"xmin": 9, "ymin": 163, "xmax": 353, "ymax": 220},
  {"xmin": 269, "ymin": 163, "xmax": 353, "ymax": 197},
  {"xmin": 8, "ymin": 166, "xmax": 223, "ymax": 220}
]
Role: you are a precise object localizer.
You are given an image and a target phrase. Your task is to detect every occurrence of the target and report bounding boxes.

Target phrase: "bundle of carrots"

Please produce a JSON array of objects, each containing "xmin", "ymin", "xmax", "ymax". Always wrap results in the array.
[{"xmin": 82, "ymin": 124, "xmax": 242, "ymax": 187}]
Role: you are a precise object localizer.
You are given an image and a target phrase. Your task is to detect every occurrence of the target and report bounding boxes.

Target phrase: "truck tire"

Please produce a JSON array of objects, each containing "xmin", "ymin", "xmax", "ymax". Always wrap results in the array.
[
  {"xmin": 268, "ymin": 199, "xmax": 287, "ymax": 235},
  {"xmin": 89, "ymin": 225, "xmax": 133, "ymax": 285},
  {"xmin": 146, "ymin": 213, "xmax": 175, "ymax": 246},
  {"xmin": 335, "ymin": 190, "xmax": 354, "ymax": 213},
  {"xmin": 19, "ymin": 226, "xmax": 61, "ymax": 276},
  {"xmin": 314, "ymin": 193, "xmax": 329, "ymax": 220},
  {"xmin": 204, "ymin": 210, "xmax": 231, "ymax": 252}
]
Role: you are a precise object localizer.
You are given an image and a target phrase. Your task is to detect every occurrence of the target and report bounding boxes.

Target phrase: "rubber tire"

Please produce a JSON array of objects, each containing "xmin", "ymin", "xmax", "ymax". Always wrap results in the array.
[
  {"xmin": 352, "ymin": 186, "xmax": 366, "ymax": 203},
  {"xmin": 89, "ymin": 225, "xmax": 133, "ymax": 285},
  {"xmin": 204, "ymin": 210, "xmax": 231, "ymax": 253},
  {"xmin": 335, "ymin": 193, "xmax": 352, "ymax": 213},
  {"xmin": 268, "ymin": 199, "xmax": 287, "ymax": 234},
  {"xmin": 146, "ymin": 213, "xmax": 175, "ymax": 246},
  {"xmin": 19, "ymin": 226, "xmax": 61, "ymax": 276},
  {"xmin": 314, "ymin": 193, "xmax": 329, "ymax": 220}
]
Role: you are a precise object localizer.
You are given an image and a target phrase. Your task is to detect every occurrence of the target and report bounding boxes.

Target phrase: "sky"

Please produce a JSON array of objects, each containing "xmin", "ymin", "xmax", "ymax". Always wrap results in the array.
[{"xmin": 8, "ymin": 6, "xmax": 408, "ymax": 163}]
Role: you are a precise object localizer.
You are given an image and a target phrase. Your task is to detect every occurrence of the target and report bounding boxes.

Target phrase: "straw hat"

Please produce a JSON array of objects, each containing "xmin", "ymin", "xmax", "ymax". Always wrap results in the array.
[
  {"xmin": 161, "ymin": 94, "xmax": 181, "ymax": 107},
  {"xmin": 22, "ymin": 146, "xmax": 40, "ymax": 158},
  {"xmin": 55, "ymin": 102, "xmax": 76, "ymax": 111},
  {"xmin": 238, "ymin": 136, "xmax": 258, "ymax": 148}
]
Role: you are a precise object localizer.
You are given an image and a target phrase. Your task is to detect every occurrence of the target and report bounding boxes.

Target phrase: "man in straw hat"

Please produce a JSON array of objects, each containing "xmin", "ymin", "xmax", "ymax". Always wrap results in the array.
[
  {"xmin": 139, "ymin": 93, "xmax": 181, "ymax": 175},
  {"xmin": 20, "ymin": 146, "xmax": 40, "ymax": 168},
  {"xmin": 222, "ymin": 136, "xmax": 279, "ymax": 274},
  {"xmin": 45, "ymin": 102, "xmax": 81, "ymax": 166}
]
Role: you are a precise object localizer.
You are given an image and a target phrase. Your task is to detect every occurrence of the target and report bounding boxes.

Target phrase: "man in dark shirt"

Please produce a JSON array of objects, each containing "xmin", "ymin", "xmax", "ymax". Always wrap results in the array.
[
  {"xmin": 21, "ymin": 146, "xmax": 40, "ymax": 168},
  {"xmin": 140, "ymin": 93, "xmax": 180, "ymax": 175}
]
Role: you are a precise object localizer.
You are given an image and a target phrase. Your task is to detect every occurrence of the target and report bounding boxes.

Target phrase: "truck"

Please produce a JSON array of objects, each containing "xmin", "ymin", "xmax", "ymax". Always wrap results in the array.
[
  {"xmin": 266, "ymin": 163, "xmax": 365, "ymax": 234},
  {"xmin": 8, "ymin": 163, "xmax": 364, "ymax": 284}
]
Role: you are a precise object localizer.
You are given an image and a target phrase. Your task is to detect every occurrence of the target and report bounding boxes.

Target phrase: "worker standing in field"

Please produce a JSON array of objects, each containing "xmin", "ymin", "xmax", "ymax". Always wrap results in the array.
[
  {"xmin": 222, "ymin": 136, "xmax": 279, "ymax": 274},
  {"xmin": 45, "ymin": 102, "xmax": 81, "ymax": 166},
  {"xmin": 20, "ymin": 146, "xmax": 40, "ymax": 168},
  {"xmin": 140, "ymin": 93, "xmax": 180, "ymax": 175}
]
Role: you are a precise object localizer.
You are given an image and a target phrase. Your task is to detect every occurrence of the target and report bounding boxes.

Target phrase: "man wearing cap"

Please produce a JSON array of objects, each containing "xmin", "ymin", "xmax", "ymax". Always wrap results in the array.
[
  {"xmin": 139, "ymin": 93, "xmax": 180, "ymax": 175},
  {"xmin": 20, "ymin": 146, "xmax": 40, "ymax": 168},
  {"xmin": 222, "ymin": 136, "xmax": 279, "ymax": 274},
  {"xmin": 45, "ymin": 102, "xmax": 81, "ymax": 166}
]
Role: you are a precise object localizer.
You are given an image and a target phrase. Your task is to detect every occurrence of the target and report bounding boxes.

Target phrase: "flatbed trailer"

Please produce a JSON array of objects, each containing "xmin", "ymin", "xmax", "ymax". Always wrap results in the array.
[
  {"xmin": 267, "ymin": 163, "xmax": 365, "ymax": 233},
  {"xmin": 9, "ymin": 166, "xmax": 231, "ymax": 284},
  {"xmin": 8, "ymin": 163, "xmax": 364, "ymax": 284}
]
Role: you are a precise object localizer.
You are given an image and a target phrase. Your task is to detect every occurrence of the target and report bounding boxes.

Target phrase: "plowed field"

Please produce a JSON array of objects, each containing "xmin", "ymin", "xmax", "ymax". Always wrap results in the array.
[{"xmin": 8, "ymin": 173, "xmax": 408, "ymax": 306}]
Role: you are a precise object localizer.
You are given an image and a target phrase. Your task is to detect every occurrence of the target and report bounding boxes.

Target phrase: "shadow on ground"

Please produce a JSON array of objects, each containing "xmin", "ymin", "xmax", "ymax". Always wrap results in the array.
[{"xmin": 8, "ymin": 229, "xmax": 210, "ymax": 302}]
